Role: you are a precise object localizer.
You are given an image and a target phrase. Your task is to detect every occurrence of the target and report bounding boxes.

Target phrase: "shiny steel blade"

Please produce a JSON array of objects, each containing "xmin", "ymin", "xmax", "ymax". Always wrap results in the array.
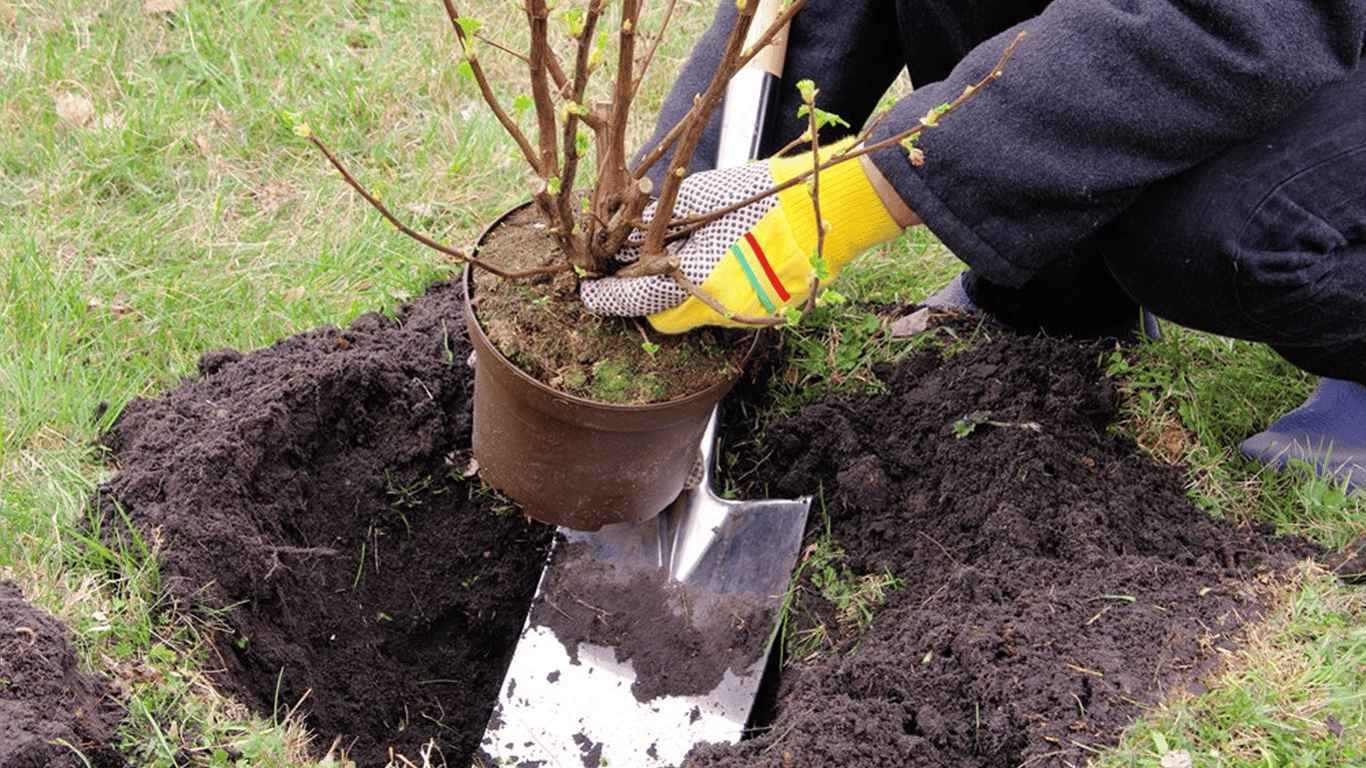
[{"xmin": 480, "ymin": 408, "xmax": 811, "ymax": 767}]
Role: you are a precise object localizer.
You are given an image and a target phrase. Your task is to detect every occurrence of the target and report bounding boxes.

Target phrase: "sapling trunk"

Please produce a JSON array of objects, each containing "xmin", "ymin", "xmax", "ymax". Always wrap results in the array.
[{"xmin": 312, "ymin": 1, "xmax": 1021, "ymax": 328}]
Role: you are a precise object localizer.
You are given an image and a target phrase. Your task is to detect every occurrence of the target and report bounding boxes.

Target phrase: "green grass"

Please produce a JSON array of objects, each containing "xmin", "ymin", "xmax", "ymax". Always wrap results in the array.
[
  {"xmin": 1092, "ymin": 564, "xmax": 1366, "ymax": 768},
  {"xmin": 2, "ymin": 2, "xmax": 1364, "ymax": 766}
]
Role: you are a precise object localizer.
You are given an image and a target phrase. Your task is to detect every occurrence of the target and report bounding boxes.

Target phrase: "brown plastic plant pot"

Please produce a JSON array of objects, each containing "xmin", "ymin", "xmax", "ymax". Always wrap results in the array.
[{"xmin": 462, "ymin": 264, "xmax": 752, "ymax": 532}]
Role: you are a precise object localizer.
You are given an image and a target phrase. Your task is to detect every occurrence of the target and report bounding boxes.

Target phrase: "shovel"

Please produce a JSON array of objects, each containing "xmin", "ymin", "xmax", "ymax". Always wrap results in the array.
[
  {"xmin": 479, "ymin": 4, "xmax": 803, "ymax": 765},
  {"xmin": 478, "ymin": 408, "xmax": 810, "ymax": 767}
]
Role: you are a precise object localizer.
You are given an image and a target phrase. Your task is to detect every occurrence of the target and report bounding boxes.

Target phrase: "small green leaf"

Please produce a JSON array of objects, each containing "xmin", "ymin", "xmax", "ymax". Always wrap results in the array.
[
  {"xmin": 808, "ymin": 249, "xmax": 831, "ymax": 281},
  {"xmin": 513, "ymin": 94, "xmax": 533, "ymax": 112},
  {"xmin": 921, "ymin": 102, "xmax": 950, "ymax": 128},
  {"xmin": 546, "ymin": 176, "xmax": 561, "ymax": 194},
  {"xmin": 819, "ymin": 289, "xmax": 847, "ymax": 307},
  {"xmin": 1150, "ymin": 731, "xmax": 1169, "ymax": 755},
  {"xmin": 798, "ymin": 104, "xmax": 850, "ymax": 131},
  {"xmin": 456, "ymin": 17, "xmax": 482, "ymax": 36},
  {"xmin": 641, "ymin": 341, "xmax": 660, "ymax": 355},
  {"xmin": 559, "ymin": 6, "xmax": 585, "ymax": 35},
  {"xmin": 457, "ymin": 60, "xmax": 475, "ymax": 81},
  {"xmin": 818, "ymin": 107, "xmax": 850, "ymax": 129}
]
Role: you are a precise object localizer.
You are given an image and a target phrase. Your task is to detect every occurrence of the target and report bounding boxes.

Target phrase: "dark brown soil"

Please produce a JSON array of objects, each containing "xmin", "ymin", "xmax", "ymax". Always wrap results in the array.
[
  {"xmin": 687, "ymin": 326, "xmax": 1322, "ymax": 767},
  {"xmin": 92, "ymin": 279, "xmax": 554, "ymax": 765},
  {"xmin": 0, "ymin": 581, "xmax": 126, "ymax": 768},
  {"xmin": 470, "ymin": 204, "xmax": 751, "ymax": 404},
  {"xmin": 83, "ymin": 279, "xmax": 1330, "ymax": 767}
]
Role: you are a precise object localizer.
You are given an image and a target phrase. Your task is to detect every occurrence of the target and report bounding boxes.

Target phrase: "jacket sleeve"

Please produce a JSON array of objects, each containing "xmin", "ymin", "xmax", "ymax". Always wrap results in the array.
[
  {"xmin": 634, "ymin": 0, "xmax": 905, "ymax": 187},
  {"xmin": 871, "ymin": 0, "xmax": 1366, "ymax": 288}
]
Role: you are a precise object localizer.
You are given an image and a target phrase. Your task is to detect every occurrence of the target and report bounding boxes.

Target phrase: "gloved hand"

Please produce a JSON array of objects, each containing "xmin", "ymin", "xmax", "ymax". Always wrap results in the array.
[{"xmin": 579, "ymin": 139, "xmax": 911, "ymax": 333}]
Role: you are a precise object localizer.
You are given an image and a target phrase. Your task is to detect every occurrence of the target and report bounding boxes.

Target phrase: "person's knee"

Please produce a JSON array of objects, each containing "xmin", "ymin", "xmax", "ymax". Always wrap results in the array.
[{"xmin": 1096, "ymin": 184, "xmax": 1240, "ymax": 331}]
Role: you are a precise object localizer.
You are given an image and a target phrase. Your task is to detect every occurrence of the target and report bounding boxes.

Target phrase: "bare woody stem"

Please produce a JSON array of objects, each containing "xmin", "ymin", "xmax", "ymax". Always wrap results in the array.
[
  {"xmin": 555, "ymin": 0, "xmax": 607, "ymax": 266},
  {"xmin": 587, "ymin": 0, "xmax": 651, "ymax": 267},
  {"xmin": 604, "ymin": 0, "xmax": 641, "ymax": 185},
  {"xmin": 524, "ymin": 0, "xmax": 559, "ymax": 178},
  {"xmin": 638, "ymin": 0, "xmax": 758, "ymax": 259},
  {"xmin": 308, "ymin": 134, "xmax": 568, "ymax": 281},
  {"xmin": 440, "ymin": 0, "xmax": 542, "ymax": 176},
  {"xmin": 630, "ymin": 0, "xmax": 812, "ymax": 181},
  {"xmin": 666, "ymin": 265, "xmax": 788, "ymax": 327}
]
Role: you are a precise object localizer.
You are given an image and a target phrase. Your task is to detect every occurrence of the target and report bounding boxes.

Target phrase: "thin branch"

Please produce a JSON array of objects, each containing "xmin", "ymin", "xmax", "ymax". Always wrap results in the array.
[
  {"xmin": 627, "ymin": 30, "xmax": 1027, "ymax": 260},
  {"xmin": 640, "ymin": 0, "xmax": 758, "ymax": 258},
  {"xmin": 802, "ymin": 86, "xmax": 825, "ymax": 315},
  {"xmin": 474, "ymin": 32, "xmax": 570, "ymax": 93},
  {"xmin": 627, "ymin": 0, "xmax": 680, "ymax": 100},
  {"xmin": 474, "ymin": 34, "xmax": 528, "ymax": 63},
  {"xmin": 728, "ymin": 0, "xmax": 810, "ymax": 77},
  {"xmin": 309, "ymin": 134, "xmax": 567, "ymax": 281},
  {"xmin": 440, "ymin": 0, "xmax": 542, "ymax": 175},
  {"xmin": 666, "ymin": 265, "xmax": 788, "ymax": 327},
  {"xmin": 630, "ymin": 0, "xmax": 811, "ymax": 181}
]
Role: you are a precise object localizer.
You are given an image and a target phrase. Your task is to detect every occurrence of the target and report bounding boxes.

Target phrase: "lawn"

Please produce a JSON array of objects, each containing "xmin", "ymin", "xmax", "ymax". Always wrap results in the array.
[{"xmin": 2, "ymin": 1, "xmax": 1362, "ymax": 766}]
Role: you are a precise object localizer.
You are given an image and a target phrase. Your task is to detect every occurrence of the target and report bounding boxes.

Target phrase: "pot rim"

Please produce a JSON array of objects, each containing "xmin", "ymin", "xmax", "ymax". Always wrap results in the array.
[{"xmin": 463, "ymin": 204, "xmax": 759, "ymax": 414}]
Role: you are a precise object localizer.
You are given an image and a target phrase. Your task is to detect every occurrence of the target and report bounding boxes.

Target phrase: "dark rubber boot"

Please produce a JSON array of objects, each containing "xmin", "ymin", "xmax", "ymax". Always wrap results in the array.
[{"xmin": 1239, "ymin": 378, "xmax": 1366, "ymax": 493}]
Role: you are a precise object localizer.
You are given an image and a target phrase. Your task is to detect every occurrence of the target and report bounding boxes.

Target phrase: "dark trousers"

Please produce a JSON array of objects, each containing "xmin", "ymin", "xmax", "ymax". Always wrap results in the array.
[
  {"xmin": 1098, "ymin": 69, "xmax": 1366, "ymax": 382},
  {"xmin": 645, "ymin": 1, "xmax": 1366, "ymax": 382}
]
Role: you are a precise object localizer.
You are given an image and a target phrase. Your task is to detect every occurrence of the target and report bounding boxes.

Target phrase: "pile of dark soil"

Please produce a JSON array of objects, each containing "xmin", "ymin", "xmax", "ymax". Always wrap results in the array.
[
  {"xmin": 689, "ymin": 326, "xmax": 1320, "ymax": 767},
  {"xmin": 92, "ymin": 280, "xmax": 553, "ymax": 765},
  {"xmin": 0, "ymin": 581, "xmax": 125, "ymax": 768},
  {"xmin": 86, "ymin": 280, "xmax": 1325, "ymax": 767}
]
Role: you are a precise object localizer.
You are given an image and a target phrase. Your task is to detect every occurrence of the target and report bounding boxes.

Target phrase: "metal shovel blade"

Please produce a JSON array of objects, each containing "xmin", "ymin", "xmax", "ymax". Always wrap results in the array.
[{"xmin": 480, "ymin": 407, "xmax": 811, "ymax": 768}]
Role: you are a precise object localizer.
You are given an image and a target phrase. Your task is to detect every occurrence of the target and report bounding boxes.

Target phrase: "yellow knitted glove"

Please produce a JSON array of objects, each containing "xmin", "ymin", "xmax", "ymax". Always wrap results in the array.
[{"xmin": 578, "ymin": 139, "xmax": 907, "ymax": 333}]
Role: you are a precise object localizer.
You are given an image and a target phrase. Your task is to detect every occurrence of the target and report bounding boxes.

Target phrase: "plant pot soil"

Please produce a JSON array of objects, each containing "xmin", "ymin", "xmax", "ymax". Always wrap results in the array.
[
  {"xmin": 465, "ymin": 203, "xmax": 757, "ymax": 529},
  {"xmin": 468, "ymin": 203, "xmax": 753, "ymax": 405},
  {"xmin": 83, "ymin": 278, "xmax": 1340, "ymax": 767}
]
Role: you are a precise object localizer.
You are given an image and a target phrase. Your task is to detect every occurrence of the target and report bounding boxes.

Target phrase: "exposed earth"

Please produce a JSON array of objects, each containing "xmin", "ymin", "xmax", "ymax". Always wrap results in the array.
[
  {"xmin": 0, "ymin": 581, "xmax": 125, "ymax": 768},
  {"xmin": 25, "ymin": 277, "xmax": 1343, "ymax": 766}
]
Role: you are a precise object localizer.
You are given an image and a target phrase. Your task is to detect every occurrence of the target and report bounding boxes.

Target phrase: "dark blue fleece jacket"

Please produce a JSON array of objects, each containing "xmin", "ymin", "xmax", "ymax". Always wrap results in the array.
[{"xmin": 639, "ymin": 0, "xmax": 1366, "ymax": 288}]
